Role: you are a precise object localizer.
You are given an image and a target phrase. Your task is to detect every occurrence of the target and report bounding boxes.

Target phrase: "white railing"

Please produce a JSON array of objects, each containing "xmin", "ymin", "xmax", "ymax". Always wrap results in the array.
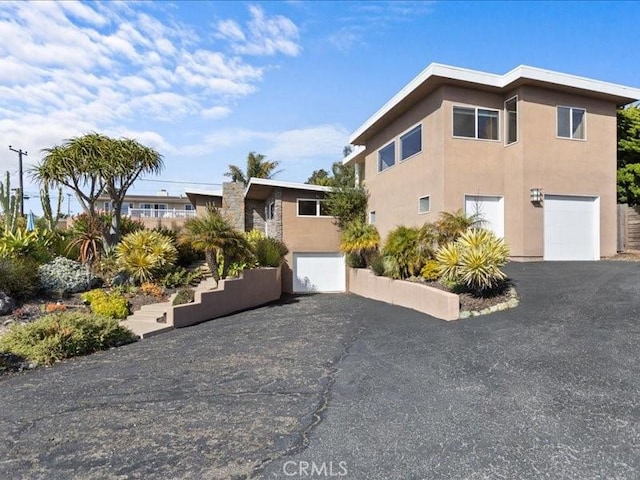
[{"xmin": 127, "ymin": 208, "xmax": 197, "ymax": 219}]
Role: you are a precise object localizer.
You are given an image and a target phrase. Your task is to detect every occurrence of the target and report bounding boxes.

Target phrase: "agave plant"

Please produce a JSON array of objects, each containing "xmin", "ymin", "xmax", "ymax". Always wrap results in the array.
[
  {"xmin": 116, "ymin": 230, "xmax": 177, "ymax": 284},
  {"xmin": 340, "ymin": 220, "xmax": 380, "ymax": 267}
]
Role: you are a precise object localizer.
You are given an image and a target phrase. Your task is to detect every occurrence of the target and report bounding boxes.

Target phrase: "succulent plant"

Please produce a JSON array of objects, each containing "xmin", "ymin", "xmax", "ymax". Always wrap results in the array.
[{"xmin": 38, "ymin": 256, "xmax": 99, "ymax": 294}]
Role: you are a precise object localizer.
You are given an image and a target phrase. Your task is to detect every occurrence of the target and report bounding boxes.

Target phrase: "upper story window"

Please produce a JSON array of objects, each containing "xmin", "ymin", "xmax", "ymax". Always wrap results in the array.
[
  {"xmin": 400, "ymin": 125, "xmax": 422, "ymax": 160},
  {"xmin": 297, "ymin": 199, "xmax": 328, "ymax": 217},
  {"xmin": 378, "ymin": 141, "xmax": 395, "ymax": 172},
  {"xmin": 505, "ymin": 96, "xmax": 518, "ymax": 145},
  {"xmin": 453, "ymin": 106, "xmax": 499, "ymax": 140},
  {"xmin": 266, "ymin": 201, "xmax": 275, "ymax": 220},
  {"xmin": 557, "ymin": 106, "xmax": 586, "ymax": 140},
  {"xmin": 184, "ymin": 204, "xmax": 194, "ymax": 211}
]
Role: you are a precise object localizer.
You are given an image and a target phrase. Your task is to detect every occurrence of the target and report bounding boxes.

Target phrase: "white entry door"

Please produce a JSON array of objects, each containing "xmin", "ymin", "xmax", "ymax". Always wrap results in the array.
[
  {"xmin": 464, "ymin": 195, "xmax": 504, "ymax": 238},
  {"xmin": 544, "ymin": 195, "xmax": 599, "ymax": 261},
  {"xmin": 293, "ymin": 253, "xmax": 346, "ymax": 293}
]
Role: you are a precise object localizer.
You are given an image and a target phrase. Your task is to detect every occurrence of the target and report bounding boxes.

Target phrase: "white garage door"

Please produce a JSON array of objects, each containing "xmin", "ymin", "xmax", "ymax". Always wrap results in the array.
[
  {"xmin": 544, "ymin": 195, "xmax": 599, "ymax": 261},
  {"xmin": 465, "ymin": 195, "xmax": 504, "ymax": 238},
  {"xmin": 293, "ymin": 253, "xmax": 346, "ymax": 293}
]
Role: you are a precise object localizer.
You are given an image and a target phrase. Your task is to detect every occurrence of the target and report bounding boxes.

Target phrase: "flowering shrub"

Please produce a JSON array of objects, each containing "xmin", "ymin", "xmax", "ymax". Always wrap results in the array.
[
  {"xmin": 38, "ymin": 256, "xmax": 98, "ymax": 294},
  {"xmin": 81, "ymin": 289, "xmax": 130, "ymax": 319}
]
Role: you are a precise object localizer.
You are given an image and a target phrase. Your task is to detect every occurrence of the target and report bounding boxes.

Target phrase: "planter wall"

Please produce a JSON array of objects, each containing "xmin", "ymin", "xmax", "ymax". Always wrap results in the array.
[
  {"xmin": 168, "ymin": 267, "xmax": 282, "ymax": 328},
  {"xmin": 347, "ymin": 268, "xmax": 459, "ymax": 321}
]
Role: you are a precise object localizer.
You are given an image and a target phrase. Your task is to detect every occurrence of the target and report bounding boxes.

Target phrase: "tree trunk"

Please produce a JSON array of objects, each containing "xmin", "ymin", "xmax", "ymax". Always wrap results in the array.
[
  {"xmin": 205, "ymin": 250, "xmax": 220, "ymax": 288},
  {"xmin": 108, "ymin": 199, "xmax": 123, "ymax": 247},
  {"xmin": 221, "ymin": 254, "xmax": 232, "ymax": 280}
]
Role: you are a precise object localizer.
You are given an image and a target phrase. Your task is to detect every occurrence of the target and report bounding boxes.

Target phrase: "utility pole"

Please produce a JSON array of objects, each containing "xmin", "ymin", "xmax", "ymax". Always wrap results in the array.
[
  {"xmin": 67, "ymin": 193, "xmax": 71, "ymax": 216},
  {"xmin": 9, "ymin": 145, "xmax": 27, "ymax": 217}
]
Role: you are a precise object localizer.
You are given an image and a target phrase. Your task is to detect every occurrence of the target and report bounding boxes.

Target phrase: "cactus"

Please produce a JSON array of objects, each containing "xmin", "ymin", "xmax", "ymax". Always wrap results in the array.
[
  {"xmin": 0, "ymin": 171, "xmax": 20, "ymax": 234},
  {"xmin": 40, "ymin": 183, "xmax": 63, "ymax": 230}
]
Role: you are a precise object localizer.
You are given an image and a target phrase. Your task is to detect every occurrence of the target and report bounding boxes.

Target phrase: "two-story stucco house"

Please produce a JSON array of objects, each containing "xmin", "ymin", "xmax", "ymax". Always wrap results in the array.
[
  {"xmin": 344, "ymin": 63, "xmax": 640, "ymax": 261},
  {"xmin": 186, "ymin": 179, "xmax": 343, "ymax": 293}
]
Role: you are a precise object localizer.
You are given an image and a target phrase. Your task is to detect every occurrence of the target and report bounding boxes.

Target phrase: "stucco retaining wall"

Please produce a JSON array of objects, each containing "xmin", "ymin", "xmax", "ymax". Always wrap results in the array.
[
  {"xmin": 347, "ymin": 268, "xmax": 460, "ymax": 321},
  {"xmin": 168, "ymin": 267, "xmax": 282, "ymax": 328}
]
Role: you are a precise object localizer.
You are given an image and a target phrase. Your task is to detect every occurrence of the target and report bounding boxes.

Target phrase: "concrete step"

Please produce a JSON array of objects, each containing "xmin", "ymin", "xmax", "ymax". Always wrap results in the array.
[
  {"xmin": 127, "ymin": 312, "xmax": 167, "ymax": 323},
  {"xmin": 120, "ymin": 319, "xmax": 174, "ymax": 339},
  {"xmin": 137, "ymin": 302, "xmax": 172, "ymax": 312}
]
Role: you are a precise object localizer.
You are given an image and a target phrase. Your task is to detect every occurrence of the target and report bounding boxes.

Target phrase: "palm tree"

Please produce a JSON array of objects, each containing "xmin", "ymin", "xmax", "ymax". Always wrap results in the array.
[
  {"xmin": 179, "ymin": 206, "xmax": 251, "ymax": 287},
  {"xmin": 436, "ymin": 209, "xmax": 484, "ymax": 245},
  {"xmin": 339, "ymin": 220, "xmax": 380, "ymax": 266},
  {"xmin": 225, "ymin": 152, "xmax": 281, "ymax": 186}
]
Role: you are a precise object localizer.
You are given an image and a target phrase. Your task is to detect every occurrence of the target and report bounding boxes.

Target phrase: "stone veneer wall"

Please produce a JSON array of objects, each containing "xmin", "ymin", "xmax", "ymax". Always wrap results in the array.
[
  {"xmin": 265, "ymin": 189, "xmax": 283, "ymax": 241},
  {"xmin": 245, "ymin": 200, "xmax": 266, "ymax": 233},
  {"xmin": 222, "ymin": 182, "xmax": 245, "ymax": 231}
]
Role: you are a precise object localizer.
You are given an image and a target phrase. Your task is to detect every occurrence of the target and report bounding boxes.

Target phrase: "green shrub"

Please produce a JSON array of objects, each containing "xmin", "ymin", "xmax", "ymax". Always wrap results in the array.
[
  {"xmin": 381, "ymin": 226, "xmax": 424, "ymax": 279},
  {"xmin": 436, "ymin": 209, "xmax": 484, "ymax": 244},
  {"xmin": 116, "ymin": 230, "xmax": 178, "ymax": 284},
  {"xmin": 0, "ymin": 256, "xmax": 41, "ymax": 301},
  {"xmin": 159, "ymin": 267, "xmax": 202, "ymax": 288},
  {"xmin": 152, "ymin": 226, "xmax": 201, "ymax": 267},
  {"xmin": 172, "ymin": 288, "xmax": 195, "ymax": 306},
  {"xmin": 253, "ymin": 236, "xmax": 289, "ymax": 267},
  {"xmin": 0, "ymin": 312, "xmax": 136, "ymax": 365},
  {"xmin": 39, "ymin": 256, "xmax": 98, "ymax": 294},
  {"xmin": 81, "ymin": 289, "xmax": 130, "ymax": 319},
  {"xmin": 346, "ymin": 252, "xmax": 366, "ymax": 268},
  {"xmin": 420, "ymin": 259, "xmax": 441, "ymax": 281},
  {"xmin": 369, "ymin": 254, "xmax": 385, "ymax": 276},
  {"xmin": 436, "ymin": 229, "xmax": 510, "ymax": 293}
]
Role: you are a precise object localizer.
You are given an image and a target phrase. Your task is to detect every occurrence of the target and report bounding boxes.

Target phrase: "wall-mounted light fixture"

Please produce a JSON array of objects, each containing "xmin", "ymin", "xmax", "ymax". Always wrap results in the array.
[{"xmin": 530, "ymin": 188, "xmax": 543, "ymax": 203}]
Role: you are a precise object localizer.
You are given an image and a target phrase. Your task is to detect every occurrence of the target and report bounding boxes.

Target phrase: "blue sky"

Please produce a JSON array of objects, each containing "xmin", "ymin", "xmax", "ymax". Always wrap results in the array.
[{"xmin": 1, "ymin": 0, "xmax": 638, "ymax": 215}]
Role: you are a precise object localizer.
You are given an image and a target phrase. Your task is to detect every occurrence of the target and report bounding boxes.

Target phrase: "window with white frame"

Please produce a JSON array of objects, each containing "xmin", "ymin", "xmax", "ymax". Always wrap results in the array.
[
  {"xmin": 378, "ymin": 141, "xmax": 395, "ymax": 172},
  {"xmin": 418, "ymin": 196, "xmax": 430, "ymax": 214},
  {"xmin": 453, "ymin": 106, "xmax": 499, "ymax": 140},
  {"xmin": 505, "ymin": 96, "xmax": 518, "ymax": 145},
  {"xmin": 266, "ymin": 201, "xmax": 275, "ymax": 220},
  {"xmin": 297, "ymin": 199, "xmax": 327, "ymax": 217},
  {"xmin": 369, "ymin": 211, "xmax": 376, "ymax": 224},
  {"xmin": 400, "ymin": 125, "xmax": 422, "ymax": 160},
  {"xmin": 184, "ymin": 204, "xmax": 194, "ymax": 211},
  {"xmin": 557, "ymin": 106, "xmax": 585, "ymax": 140}
]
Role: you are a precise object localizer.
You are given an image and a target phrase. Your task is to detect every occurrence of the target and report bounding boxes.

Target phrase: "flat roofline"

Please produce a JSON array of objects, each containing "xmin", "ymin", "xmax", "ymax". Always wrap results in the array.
[
  {"xmin": 244, "ymin": 177, "xmax": 332, "ymax": 196},
  {"xmin": 183, "ymin": 188, "xmax": 223, "ymax": 197},
  {"xmin": 349, "ymin": 63, "xmax": 640, "ymax": 145}
]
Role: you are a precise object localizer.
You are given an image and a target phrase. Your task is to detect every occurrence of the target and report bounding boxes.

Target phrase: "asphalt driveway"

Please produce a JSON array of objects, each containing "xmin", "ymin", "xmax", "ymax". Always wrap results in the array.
[{"xmin": 1, "ymin": 262, "xmax": 639, "ymax": 479}]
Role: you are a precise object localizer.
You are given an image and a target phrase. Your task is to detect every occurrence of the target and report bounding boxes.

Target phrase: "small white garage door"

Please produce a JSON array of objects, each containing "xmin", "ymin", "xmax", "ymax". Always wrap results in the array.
[
  {"xmin": 465, "ymin": 195, "xmax": 504, "ymax": 238},
  {"xmin": 293, "ymin": 253, "xmax": 346, "ymax": 293},
  {"xmin": 544, "ymin": 195, "xmax": 599, "ymax": 261}
]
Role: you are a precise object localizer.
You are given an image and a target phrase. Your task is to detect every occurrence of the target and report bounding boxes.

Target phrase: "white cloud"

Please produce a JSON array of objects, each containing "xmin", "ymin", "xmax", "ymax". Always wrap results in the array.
[
  {"xmin": 216, "ymin": 5, "xmax": 301, "ymax": 57},
  {"xmin": 0, "ymin": 1, "xmax": 303, "ymax": 179}
]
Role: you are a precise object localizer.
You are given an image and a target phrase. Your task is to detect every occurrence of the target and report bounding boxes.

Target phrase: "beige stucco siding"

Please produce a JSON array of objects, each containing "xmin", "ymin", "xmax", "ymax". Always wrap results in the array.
[
  {"xmin": 518, "ymin": 86, "xmax": 617, "ymax": 257},
  {"xmin": 363, "ymin": 89, "xmax": 444, "ymax": 241},
  {"xmin": 280, "ymin": 189, "xmax": 342, "ymax": 293},
  {"xmin": 361, "ymin": 83, "xmax": 618, "ymax": 258}
]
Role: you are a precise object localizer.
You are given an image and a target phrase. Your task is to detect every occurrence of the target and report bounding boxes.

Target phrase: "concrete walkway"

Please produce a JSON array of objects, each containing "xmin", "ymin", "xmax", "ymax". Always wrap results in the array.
[{"xmin": 1, "ymin": 262, "xmax": 639, "ymax": 479}]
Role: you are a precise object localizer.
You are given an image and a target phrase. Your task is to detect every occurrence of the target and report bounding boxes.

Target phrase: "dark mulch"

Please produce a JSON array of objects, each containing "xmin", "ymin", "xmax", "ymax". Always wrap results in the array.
[
  {"xmin": 410, "ymin": 278, "xmax": 514, "ymax": 312},
  {"xmin": 604, "ymin": 251, "xmax": 640, "ymax": 261}
]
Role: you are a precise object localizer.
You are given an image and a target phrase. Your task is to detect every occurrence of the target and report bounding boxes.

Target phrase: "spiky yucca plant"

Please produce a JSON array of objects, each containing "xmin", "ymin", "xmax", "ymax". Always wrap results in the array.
[
  {"xmin": 116, "ymin": 230, "xmax": 177, "ymax": 284},
  {"xmin": 340, "ymin": 220, "xmax": 380, "ymax": 267},
  {"xmin": 436, "ymin": 229, "xmax": 510, "ymax": 293}
]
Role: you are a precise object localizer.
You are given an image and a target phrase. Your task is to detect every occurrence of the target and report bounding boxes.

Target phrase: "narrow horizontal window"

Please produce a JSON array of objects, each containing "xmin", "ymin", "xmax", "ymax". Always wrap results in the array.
[
  {"xmin": 378, "ymin": 141, "xmax": 395, "ymax": 172},
  {"xmin": 418, "ymin": 196, "xmax": 430, "ymax": 214},
  {"xmin": 297, "ymin": 199, "xmax": 328, "ymax": 217},
  {"xmin": 400, "ymin": 125, "xmax": 422, "ymax": 160},
  {"xmin": 557, "ymin": 106, "xmax": 586, "ymax": 140}
]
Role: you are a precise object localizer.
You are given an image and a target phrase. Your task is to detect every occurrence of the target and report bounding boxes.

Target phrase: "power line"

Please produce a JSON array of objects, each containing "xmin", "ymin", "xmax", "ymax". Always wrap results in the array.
[{"xmin": 138, "ymin": 178, "xmax": 221, "ymax": 186}]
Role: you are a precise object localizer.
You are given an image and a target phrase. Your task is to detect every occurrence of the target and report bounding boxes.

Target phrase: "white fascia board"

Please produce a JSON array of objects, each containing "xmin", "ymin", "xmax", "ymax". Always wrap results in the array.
[
  {"xmin": 244, "ymin": 177, "xmax": 332, "ymax": 197},
  {"xmin": 349, "ymin": 63, "xmax": 640, "ymax": 144},
  {"xmin": 184, "ymin": 188, "xmax": 222, "ymax": 197}
]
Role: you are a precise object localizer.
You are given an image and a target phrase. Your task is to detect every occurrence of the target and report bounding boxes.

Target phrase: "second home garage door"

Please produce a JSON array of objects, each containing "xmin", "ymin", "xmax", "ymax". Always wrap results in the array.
[
  {"xmin": 293, "ymin": 253, "xmax": 346, "ymax": 293},
  {"xmin": 544, "ymin": 195, "xmax": 599, "ymax": 261}
]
